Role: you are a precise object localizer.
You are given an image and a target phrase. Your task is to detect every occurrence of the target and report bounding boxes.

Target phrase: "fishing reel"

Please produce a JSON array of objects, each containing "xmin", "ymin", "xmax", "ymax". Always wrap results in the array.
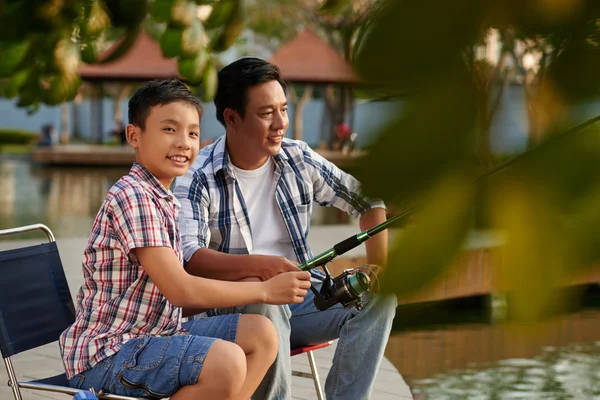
[{"xmin": 311, "ymin": 264, "xmax": 377, "ymax": 311}]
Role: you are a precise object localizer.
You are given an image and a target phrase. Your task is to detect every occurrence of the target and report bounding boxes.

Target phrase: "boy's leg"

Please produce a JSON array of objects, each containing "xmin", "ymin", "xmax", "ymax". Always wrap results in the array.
[
  {"xmin": 185, "ymin": 313, "xmax": 279, "ymax": 400},
  {"xmin": 213, "ymin": 303, "xmax": 293, "ymax": 400},
  {"xmin": 290, "ymin": 284, "xmax": 398, "ymax": 400},
  {"xmin": 69, "ymin": 314, "xmax": 248, "ymax": 399}
]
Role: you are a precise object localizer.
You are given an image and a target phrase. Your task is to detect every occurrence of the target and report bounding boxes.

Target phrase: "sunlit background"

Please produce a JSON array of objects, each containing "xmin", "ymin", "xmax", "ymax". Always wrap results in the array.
[{"xmin": 2, "ymin": 0, "xmax": 600, "ymax": 398}]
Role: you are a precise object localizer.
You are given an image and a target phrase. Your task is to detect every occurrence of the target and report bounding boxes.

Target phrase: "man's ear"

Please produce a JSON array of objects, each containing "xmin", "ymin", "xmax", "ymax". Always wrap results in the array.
[
  {"xmin": 126, "ymin": 124, "xmax": 141, "ymax": 148},
  {"xmin": 223, "ymin": 108, "xmax": 238, "ymax": 131}
]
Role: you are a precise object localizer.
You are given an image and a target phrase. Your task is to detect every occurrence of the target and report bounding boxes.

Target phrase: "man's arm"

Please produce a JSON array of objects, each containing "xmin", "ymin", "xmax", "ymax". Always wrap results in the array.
[
  {"xmin": 185, "ymin": 248, "xmax": 298, "ymax": 281},
  {"xmin": 303, "ymin": 143, "xmax": 388, "ymax": 268},
  {"xmin": 359, "ymin": 208, "xmax": 388, "ymax": 270},
  {"xmin": 173, "ymin": 169, "xmax": 298, "ymax": 282}
]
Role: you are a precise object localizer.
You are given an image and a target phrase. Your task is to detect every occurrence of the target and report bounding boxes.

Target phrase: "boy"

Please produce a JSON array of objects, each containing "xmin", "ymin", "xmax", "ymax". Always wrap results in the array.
[{"xmin": 59, "ymin": 79, "xmax": 312, "ymax": 400}]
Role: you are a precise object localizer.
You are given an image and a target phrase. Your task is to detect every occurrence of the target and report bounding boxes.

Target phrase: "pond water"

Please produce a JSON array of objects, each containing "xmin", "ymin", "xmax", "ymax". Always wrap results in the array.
[
  {"xmin": 386, "ymin": 295, "xmax": 600, "ymax": 399},
  {"xmin": 0, "ymin": 155, "xmax": 351, "ymax": 238}
]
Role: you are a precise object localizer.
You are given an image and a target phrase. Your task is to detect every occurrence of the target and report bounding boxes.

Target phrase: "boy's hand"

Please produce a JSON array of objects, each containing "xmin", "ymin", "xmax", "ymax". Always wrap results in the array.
[
  {"xmin": 262, "ymin": 271, "xmax": 312, "ymax": 305},
  {"xmin": 257, "ymin": 255, "xmax": 300, "ymax": 281}
]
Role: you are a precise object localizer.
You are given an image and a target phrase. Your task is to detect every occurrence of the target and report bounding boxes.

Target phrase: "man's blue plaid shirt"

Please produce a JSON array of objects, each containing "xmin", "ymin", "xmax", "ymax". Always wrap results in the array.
[{"xmin": 173, "ymin": 135, "xmax": 385, "ymax": 281}]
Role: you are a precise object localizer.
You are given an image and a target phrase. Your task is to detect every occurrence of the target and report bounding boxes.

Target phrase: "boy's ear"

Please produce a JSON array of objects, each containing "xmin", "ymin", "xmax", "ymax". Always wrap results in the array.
[{"xmin": 126, "ymin": 124, "xmax": 141, "ymax": 148}]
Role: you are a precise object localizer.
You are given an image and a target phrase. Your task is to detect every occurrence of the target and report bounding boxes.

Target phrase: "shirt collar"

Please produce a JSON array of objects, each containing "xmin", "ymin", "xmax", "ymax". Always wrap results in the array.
[
  {"xmin": 129, "ymin": 162, "xmax": 181, "ymax": 207},
  {"xmin": 212, "ymin": 135, "xmax": 290, "ymax": 176}
]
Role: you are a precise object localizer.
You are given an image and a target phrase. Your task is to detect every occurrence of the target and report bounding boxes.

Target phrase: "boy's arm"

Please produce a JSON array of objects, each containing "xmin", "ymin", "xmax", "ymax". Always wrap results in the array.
[
  {"xmin": 110, "ymin": 187, "xmax": 311, "ymax": 308},
  {"xmin": 174, "ymin": 170, "xmax": 298, "ymax": 282},
  {"xmin": 132, "ymin": 246, "xmax": 310, "ymax": 308}
]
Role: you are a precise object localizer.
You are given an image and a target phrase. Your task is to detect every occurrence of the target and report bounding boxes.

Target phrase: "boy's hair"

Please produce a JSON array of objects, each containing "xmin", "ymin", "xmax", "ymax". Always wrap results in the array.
[
  {"xmin": 214, "ymin": 57, "xmax": 287, "ymax": 127},
  {"xmin": 128, "ymin": 78, "xmax": 203, "ymax": 130}
]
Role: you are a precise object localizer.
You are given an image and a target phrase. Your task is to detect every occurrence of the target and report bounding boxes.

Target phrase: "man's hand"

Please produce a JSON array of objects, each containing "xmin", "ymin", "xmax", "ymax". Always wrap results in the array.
[
  {"xmin": 256, "ymin": 255, "xmax": 300, "ymax": 281},
  {"xmin": 262, "ymin": 271, "xmax": 312, "ymax": 305}
]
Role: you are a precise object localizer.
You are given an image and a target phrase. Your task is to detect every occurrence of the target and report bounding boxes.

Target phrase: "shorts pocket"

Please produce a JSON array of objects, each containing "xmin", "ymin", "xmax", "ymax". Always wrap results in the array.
[
  {"xmin": 117, "ymin": 373, "xmax": 169, "ymax": 399},
  {"xmin": 69, "ymin": 374, "xmax": 85, "ymax": 389},
  {"xmin": 125, "ymin": 336, "xmax": 172, "ymax": 371}
]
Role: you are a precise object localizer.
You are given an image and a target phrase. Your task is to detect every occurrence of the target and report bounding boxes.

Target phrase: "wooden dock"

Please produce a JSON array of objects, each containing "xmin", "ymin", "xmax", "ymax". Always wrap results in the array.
[{"xmin": 31, "ymin": 144, "xmax": 362, "ymax": 168}]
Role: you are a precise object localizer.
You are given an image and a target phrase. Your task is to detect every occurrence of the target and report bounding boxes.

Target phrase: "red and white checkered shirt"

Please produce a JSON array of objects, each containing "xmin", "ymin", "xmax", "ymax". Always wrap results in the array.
[{"xmin": 59, "ymin": 163, "xmax": 187, "ymax": 379}]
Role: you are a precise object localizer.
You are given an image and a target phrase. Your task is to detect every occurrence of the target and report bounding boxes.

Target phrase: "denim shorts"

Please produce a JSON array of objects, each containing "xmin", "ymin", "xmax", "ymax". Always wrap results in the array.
[{"xmin": 69, "ymin": 314, "xmax": 240, "ymax": 398}]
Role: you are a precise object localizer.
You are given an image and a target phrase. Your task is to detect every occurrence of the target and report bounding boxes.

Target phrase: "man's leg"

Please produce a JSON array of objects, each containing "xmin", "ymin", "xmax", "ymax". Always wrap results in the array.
[
  {"xmin": 290, "ymin": 284, "xmax": 398, "ymax": 400},
  {"xmin": 214, "ymin": 303, "xmax": 293, "ymax": 400}
]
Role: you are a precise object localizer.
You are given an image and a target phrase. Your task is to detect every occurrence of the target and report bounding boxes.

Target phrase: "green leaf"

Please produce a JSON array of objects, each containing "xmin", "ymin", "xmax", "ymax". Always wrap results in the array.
[
  {"xmin": 101, "ymin": 26, "xmax": 142, "ymax": 63},
  {"xmin": 380, "ymin": 167, "xmax": 476, "ymax": 297},
  {"xmin": 201, "ymin": 59, "xmax": 218, "ymax": 102},
  {"xmin": 209, "ymin": 0, "xmax": 246, "ymax": 53},
  {"xmin": 178, "ymin": 49, "xmax": 209, "ymax": 84},
  {"xmin": 170, "ymin": 0, "xmax": 198, "ymax": 28},
  {"xmin": 160, "ymin": 26, "xmax": 184, "ymax": 58},
  {"xmin": 180, "ymin": 18, "xmax": 205, "ymax": 57},
  {"xmin": 203, "ymin": 0, "xmax": 236, "ymax": 30},
  {"xmin": 0, "ymin": 40, "xmax": 31, "ymax": 78},
  {"xmin": 318, "ymin": 0, "xmax": 350, "ymax": 14}
]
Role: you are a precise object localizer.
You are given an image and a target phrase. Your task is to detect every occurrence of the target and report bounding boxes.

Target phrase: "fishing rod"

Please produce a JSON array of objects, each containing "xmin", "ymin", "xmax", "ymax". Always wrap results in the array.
[{"xmin": 300, "ymin": 114, "xmax": 600, "ymax": 311}]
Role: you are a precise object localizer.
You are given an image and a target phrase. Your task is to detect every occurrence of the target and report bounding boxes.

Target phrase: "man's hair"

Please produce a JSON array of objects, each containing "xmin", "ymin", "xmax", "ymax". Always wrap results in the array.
[
  {"xmin": 128, "ymin": 78, "xmax": 203, "ymax": 130},
  {"xmin": 214, "ymin": 57, "xmax": 287, "ymax": 126}
]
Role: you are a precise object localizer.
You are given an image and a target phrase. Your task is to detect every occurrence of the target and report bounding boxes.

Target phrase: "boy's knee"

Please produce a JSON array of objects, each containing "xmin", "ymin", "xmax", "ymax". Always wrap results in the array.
[
  {"xmin": 248, "ymin": 315, "xmax": 279, "ymax": 358},
  {"xmin": 199, "ymin": 340, "xmax": 246, "ymax": 397}
]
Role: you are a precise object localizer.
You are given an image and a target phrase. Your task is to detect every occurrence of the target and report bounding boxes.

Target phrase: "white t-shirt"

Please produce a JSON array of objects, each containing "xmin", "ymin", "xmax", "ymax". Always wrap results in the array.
[{"xmin": 230, "ymin": 157, "xmax": 298, "ymax": 262}]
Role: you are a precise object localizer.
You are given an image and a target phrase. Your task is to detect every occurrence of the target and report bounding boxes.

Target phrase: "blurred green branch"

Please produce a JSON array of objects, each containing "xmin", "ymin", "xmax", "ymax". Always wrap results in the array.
[
  {"xmin": 353, "ymin": 0, "xmax": 600, "ymax": 322},
  {"xmin": 0, "ymin": 0, "xmax": 249, "ymax": 112}
]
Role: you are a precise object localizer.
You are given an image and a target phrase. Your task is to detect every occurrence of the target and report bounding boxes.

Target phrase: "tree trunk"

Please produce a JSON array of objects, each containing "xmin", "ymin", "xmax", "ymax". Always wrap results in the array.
[
  {"xmin": 292, "ymin": 85, "xmax": 313, "ymax": 141},
  {"xmin": 114, "ymin": 84, "xmax": 133, "ymax": 124},
  {"xmin": 72, "ymin": 93, "xmax": 82, "ymax": 140},
  {"xmin": 60, "ymin": 102, "xmax": 69, "ymax": 144}
]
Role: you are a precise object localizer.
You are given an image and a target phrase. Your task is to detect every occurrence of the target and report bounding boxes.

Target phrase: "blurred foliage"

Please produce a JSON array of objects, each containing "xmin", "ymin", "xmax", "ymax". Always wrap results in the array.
[
  {"xmin": 0, "ymin": 129, "xmax": 39, "ymax": 145},
  {"xmin": 0, "ymin": 0, "xmax": 247, "ymax": 112},
  {"xmin": 352, "ymin": 0, "xmax": 600, "ymax": 322}
]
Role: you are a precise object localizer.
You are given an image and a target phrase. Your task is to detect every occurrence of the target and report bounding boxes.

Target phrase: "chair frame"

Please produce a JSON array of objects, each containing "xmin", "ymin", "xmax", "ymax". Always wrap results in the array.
[
  {"xmin": 291, "ymin": 341, "xmax": 333, "ymax": 400},
  {"xmin": 0, "ymin": 224, "xmax": 140, "ymax": 400}
]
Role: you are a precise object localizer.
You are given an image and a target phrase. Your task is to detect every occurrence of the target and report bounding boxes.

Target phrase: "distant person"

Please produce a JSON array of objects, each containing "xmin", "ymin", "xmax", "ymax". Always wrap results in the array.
[
  {"xmin": 38, "ymin": 123, "xmax": 55, "ymax": 147},
  {"xmin": 334, "ymin": 119, "xmax": 351, "ymax": 151},
  {"xmin": 110, "ymin": 119, "xmax": 126, "ymax": 145}
]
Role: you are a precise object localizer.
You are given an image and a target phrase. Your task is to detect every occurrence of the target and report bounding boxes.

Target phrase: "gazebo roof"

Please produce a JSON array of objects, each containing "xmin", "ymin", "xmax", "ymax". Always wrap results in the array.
[
  {"xmin": 269, "ymin": 29, "xmax": 360, "ymax": 85},
  {"xmin": 78, "ymin": 31, "xmax": 180, "ymax": 81}
]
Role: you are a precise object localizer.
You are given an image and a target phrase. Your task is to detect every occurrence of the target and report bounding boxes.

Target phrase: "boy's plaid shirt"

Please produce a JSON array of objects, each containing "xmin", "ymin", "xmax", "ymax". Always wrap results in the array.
[
  {"xmin": 59, "ymin": 163, "xmax": 186, "ymax": 379},
  {"xmin": 173, "ymin": 136, "xmax": 385, "ymax": 281}
]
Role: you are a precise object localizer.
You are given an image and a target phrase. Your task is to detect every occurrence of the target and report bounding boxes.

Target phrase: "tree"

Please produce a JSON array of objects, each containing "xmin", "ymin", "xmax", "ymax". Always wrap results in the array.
[
  {"xmin": 0, "ymin": 0, "xmax": 248, "ymax": 113},
  {"xmin": 352, "ymin": 0, "xmax": 600, "ymax": 322}
]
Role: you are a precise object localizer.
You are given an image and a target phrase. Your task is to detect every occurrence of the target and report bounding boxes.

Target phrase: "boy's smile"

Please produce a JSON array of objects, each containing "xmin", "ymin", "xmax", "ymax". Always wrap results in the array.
[{"xmin": 127, "ymin": 101, "xmax": 201, "ymax": 189}]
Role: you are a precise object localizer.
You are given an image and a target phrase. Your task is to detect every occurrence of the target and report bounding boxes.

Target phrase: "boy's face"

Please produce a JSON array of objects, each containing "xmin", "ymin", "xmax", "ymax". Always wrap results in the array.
[
  {"xmin": 227, "ymin": 80, "xmax": 289, "ymax": 165},
  {"xmin": 127, "ymin": 101, "xmax": 200, "ymax": 188}
]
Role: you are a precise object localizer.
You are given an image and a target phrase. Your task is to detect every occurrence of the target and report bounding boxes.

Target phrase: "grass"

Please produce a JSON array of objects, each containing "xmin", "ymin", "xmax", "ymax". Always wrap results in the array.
[{"xmin": 0, "ymin": 144, "xmax": 32, "ymax": 154}]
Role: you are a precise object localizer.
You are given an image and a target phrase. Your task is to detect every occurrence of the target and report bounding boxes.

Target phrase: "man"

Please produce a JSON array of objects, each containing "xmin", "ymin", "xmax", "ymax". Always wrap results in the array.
[{"xmin": 173, "ymin": 57, "xmax": 398, "ymax": 400}]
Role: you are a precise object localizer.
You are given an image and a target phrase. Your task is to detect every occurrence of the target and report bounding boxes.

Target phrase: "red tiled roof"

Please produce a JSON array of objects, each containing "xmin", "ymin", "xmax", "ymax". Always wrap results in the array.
[
  {"xmin": 78, "ymin": 31, "xmax": 180, "ymax": 81},
  {"xmin": 269, "ymin": 29, "xmax": 360, "ymax": 84}
]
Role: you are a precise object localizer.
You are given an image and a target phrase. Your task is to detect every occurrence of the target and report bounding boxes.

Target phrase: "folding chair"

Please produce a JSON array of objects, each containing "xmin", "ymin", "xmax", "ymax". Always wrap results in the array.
[
  {"xmin": 291, "ymin": 341, "xmax": 334, "ymax": 400},
  {"xmin": 0, "ymin": 224, "xmax": 140, "ymax": 400}
]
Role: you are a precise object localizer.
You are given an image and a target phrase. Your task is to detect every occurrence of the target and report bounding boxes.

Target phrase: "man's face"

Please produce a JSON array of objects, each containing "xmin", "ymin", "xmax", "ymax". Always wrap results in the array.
[
  {"xmin": 230, "ymin": 80, "xmax": 289, "ymax": 163},
  {"xmin": 128, "ymin": 101, "xmax": 200, "ymax": 188}
]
